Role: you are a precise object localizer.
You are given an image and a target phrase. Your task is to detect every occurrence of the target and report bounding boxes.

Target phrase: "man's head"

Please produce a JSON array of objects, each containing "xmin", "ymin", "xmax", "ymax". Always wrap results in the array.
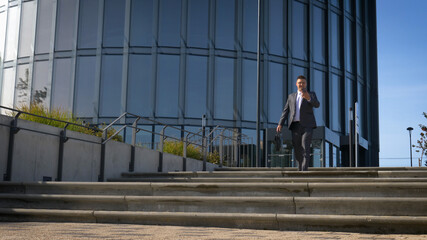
[{"xmin": 296, "ymin": 75, "xmax": 307, "ymax": 92}]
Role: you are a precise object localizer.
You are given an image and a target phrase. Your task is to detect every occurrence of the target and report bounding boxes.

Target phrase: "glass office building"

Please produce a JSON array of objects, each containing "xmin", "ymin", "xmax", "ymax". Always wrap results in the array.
[{"xmin": 0, "ymin": 0, "xmax": 379, "ymax": 167}]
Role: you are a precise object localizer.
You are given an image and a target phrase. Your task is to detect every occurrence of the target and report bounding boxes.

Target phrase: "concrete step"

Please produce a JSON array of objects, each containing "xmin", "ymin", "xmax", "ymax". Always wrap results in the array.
[
  {"xmin": 1, "ymin": 182, "xmax": 427, "ymax": 197},
  {"xmin": 108, "ymin": 177, "xmax": 427, "ymax": 183},
  {"xmin": 1, "ymin": 208, "xmax": 426, "ymax": 234},
  {"xmin": 215, "ymin": 167, "xmax": 427, "ymax": 171},
  {"xmin": 1, "ymin": 194, "xmax": 426, "ymax": 216}
]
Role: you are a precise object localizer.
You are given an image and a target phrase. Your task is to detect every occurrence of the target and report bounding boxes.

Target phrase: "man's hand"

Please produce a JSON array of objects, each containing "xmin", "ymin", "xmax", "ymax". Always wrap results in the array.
[
  {"xmin": 276, "ymin": 125, "xmax": 282, "ymax": 133},
  {"xmin": 302, "ymin": 91, "xmax": 311, "ymax": 101}
]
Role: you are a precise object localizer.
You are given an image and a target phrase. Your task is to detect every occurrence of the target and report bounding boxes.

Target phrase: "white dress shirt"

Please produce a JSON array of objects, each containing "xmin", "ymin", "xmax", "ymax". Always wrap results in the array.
[{"xmin": 294, "ymin": 91, "xmax": 303, "ymax": 122}]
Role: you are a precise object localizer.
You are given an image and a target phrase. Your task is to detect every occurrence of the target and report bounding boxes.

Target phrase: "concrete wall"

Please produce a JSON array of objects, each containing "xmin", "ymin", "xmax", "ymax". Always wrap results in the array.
[
  {"xmin": 104, "ymin": 141, "xmax": 131, "ymax": 181},
  {"xmin": 162, "ymin": 153, "xmax": 184, "ymax": 172},
  {"xmin": 134, "ymin": 147, "xmax": 159, "ymax": 173},
  {"xmin": 0, "ymin": 115, "xmax": 11, "ymax": 180}
]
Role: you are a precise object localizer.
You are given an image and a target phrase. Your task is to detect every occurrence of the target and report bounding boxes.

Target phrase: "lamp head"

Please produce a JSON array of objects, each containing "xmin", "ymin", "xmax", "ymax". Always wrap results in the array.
[{"xmin": 407, "ymin": 127, "xmax": 414, "ymax": 133}]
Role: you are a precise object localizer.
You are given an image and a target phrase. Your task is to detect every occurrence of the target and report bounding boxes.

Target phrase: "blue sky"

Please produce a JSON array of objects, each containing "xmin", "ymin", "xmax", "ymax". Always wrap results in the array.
[{"xmin": 377, "ymin": 0, "xmax": 427, "ymax": 166}]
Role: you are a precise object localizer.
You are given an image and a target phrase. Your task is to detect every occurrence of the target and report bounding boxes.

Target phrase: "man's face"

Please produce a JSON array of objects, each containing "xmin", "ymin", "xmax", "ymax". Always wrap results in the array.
[{"xmin": 296, "ymin": 78, "xmax": 307, "ymax": 92}]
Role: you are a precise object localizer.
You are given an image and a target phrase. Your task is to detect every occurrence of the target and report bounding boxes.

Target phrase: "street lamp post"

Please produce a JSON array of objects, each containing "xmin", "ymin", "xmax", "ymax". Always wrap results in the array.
[{"xmin": 407, "ymin": 127, "xmax": 413, "ymax": 167}]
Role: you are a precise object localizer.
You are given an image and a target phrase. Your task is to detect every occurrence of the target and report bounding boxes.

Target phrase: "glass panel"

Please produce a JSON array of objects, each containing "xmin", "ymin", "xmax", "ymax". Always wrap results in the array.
[
  {"xmin": 15, "ymin": 64, "xmax": 32, "ymax": 108},
  {"xmin": 100, "ymin": 55, "xmax": 123, "ymax": 117},
  {"xmin": 74, "ymin": 56, "xmax": 96, "ymax": 117},
  {"xmin": 52, "ymin": 58, "xmax": 73, "ymax": 112},
  {"xmin": 345, "ymin": 77, "xmax": 353, "ymax": 134},
  {"xmin": 357, "ymin": 24, "xmax": 364, "ymax": 77},
  {"xmin": 18, "ymin": 1, "xmax": 37, "ymax": 57},
  {"xmin": 292, "ymin": 1, "xmax": 308, "ymax": 60},
  {"xmin": 243, "ymin": 0, "xmax": 257, "ymax": 52},
  {"xmin": 55, "ymin": 0, "xmax": 78, "ymax": 51},
  {"xmin": 356, "ymin": 0, "xmax": 362, "ymax": 20},
  {"xmin": 269, "ymin": 0, "xmax": 285, "ymax": 56},
  {"xmin": 333, "ymin": 146, "xmax": 339, "ymax": 167},
  {"xmin": 357, "ymin": 81, "xmax": 365, "ymax": 138},
  {"xmin": 268, "ymin": 62, "xmax": 284, "ymax": 123},
  {"xmin": 214, "ymin": 57, "xmax": 234, "ymax": 120},
  {"xmin": 1, "ymin": 67, "xmax": 16, "ymax": 111},
  {"xmin": 103, "ymin": 0, "xmax": 126, "ymax": 47},
  {"xmin": 187, "ymin": 0, "xmax": 209, "ymax": 48},
  {"xmin": 312, "ymin": 139, "xmax": 322, "ymax": 167},
  {"xmin": 242, "ymin": 59, "xmax": 256, "ymax": 121},
  {"xmin": 345, "ymin": 18, "xmax": 354, "ymax": 73},
  {"xmin": 345, "ymin": 0, "xmax": 353, "ymax": 15},
  {"xmin": 130, "ymin": 0, "xmax": 153, "ymax": 47},
  {"xmin": 215, "ymin": 0, "xmax": 235, "ymax": 50},
  {"xmin": 32, "ymin": 61, "xmax": 51, "ymax": 109},
  {"xmin": 330, "ymin": 74, "xmax": 341, "ymax": 132},
  {"xmin": 185, "ymin": 55, "xmax": 207, "ymax": 118},
  {"xmin": 127, "ymin": 54, "xmax": 152, "ymax": 116},
  {"xmin": 78, "ymin": 0, "xmax": 99, "ymax": 49},
  {"xmin": 4, "ymin": 6, "xmax": 19, "ymax": 61},
  {"xmin": 313, "ymin": 6, "xmax": 325, "ymax": 64},
  {"xmin": 331, "ymin": 12, "xmax": 341, "ymax": 69},
  {"xmin": 325, "ymin": 141, "xmax": 330, "ymax": 167},
  {"xmin": 35, "ymin": 0, "xmax": 55, "ymax": 54},
  {"xmin": 331, "ymin": 0, "xmax": 340, "ymax": 8},
  {"xmin": 0, "ymin": 11, "xmax": 6, "ymax": 60},
  {"xmin": 158, "ymin": 0, "xmax": 181, "ymax": 47},
  {"xmin": 125, "ymin": 125, "xmax": 153, "ymax": 148},
  {"xmin": 290, "ymin": 66, "xmax": 307, "ymax": 93},
  {"xmin": 312, "ymin": 70, "xmax": 325, "ymax": 127},
  {"xmin": 156, "ymin": 54, "xmax": 180, "ymax": 117}
]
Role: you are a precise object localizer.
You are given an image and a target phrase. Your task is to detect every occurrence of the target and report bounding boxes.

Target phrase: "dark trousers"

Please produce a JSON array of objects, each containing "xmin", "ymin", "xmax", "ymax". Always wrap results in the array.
[{"xmin": 290, "ymin": 122, "xmax": 313, "ymax": 171}]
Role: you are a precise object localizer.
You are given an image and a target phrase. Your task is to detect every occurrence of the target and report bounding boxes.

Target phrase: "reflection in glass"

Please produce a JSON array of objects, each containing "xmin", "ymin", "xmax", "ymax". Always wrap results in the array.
[
  {"xmin": 345, "ymin": 18, "xmax": 354, "ymax": 73},
  {"xmin": 313, "ymin": 7, "xmax": 325, "ymax": 64},
  {"xmin": 78, "ymin": 0, "xmax": 99, "ymax": 49},
  {"xmin": 35, "ymin": 0, "xmax": 55, "ymax": 54},
  {"xmin": 158, "ymin": 0, "xmax": 181, "ymax": 47},
  {"xmin": 214, "ymin": 57, "xmax": 234, "ymax": 120},
  {"xmin": 186, "ymin": 55, "xmax": 207, "ymax": 118},
  {"xmin": 100, "ymin": 55, "xmax": 123, "ymax": 117},
  {"xmin": 18, "ymin": 1, "xmax": 37, "ymax": 57},
  {"xmin": 130, "ymin": 0, "xmax": 153, "ymax": 47},
  {"xmin": 1, "ymin": 68, "xmax": 16, "ymax": 111},
  {"xmin": 243, "ymin": 0, "xmax": 257, "ymax": 52},
  {"xmin": 345, "ymin": 78, "xmax": 353, "ymax": 134},
  {"xmin": 5, "ymin": 6, "xmax": 19, "ymax": 61},
  {"xmin": 52, "ymin": 58, "xmax": 74, "ymax": 111},
  {"xmin": 215, "ymin": 0, "xmax": 235, "ymax": 50},
  {"xmin": 0, "ymin": 11, "xmax": 6, "ymax": 60},
  {"xmin": 357, "ymin": 25, "xmax": 364, "ymax": 77},
  {"xmin": 312, "ymin": 70, "xmax": 325, "ymax": 127},
  {"xmin": 156, "ymin": 54, "xmax": 180, "ymax": 117},
  {"xmin": 268, "ymin": 62, "xmax": 284, "ymax": 123},
  {"xmin": 357, "ymin": 81, "xmax": 365, "ymax": 138},
  {"xmin": 269, "ymin": 0, "xmax": 285, "ymax": 56},
  {"xmin": 242, "ymin": 59, "xmax": 256, "ymax": 121},
  {"xmin": 333, "ymin": 146, "xmax": 339, "ymax": 167},
  {"xmin": 187, "ymin": 0, "xmax": 209, "ymax": 48},
  {"xmin": 56, "ymin": 0, "xmax": 78, "ymax": 51},
  {"xmin": 32, "ymin": 61, "xmax": 51, "ymax": 109},
  {"xmin": 127, "ymin": 54, "xmax": 152, "ymax": 116},
  {"xmin": 345, "ymin": 0, "xmax": 353, "ymax": 15},
  {"xmin": 330, "ymin": 74, "xmax": 341, "ymax": 132},
  {"xmin": 75, "ymin": 56, "xmax": 96, "ymax": 117},
  {"xmin": 292, "ymin": 1, "xmax": 307, "ymax": 60},
  {"xmin": 103, "ymin": 0, "xmax": 126, "ymax": 47},
  {"xmin": 331, "ymin": 12, "xmax": 341, "ymax": 69},
  {"xmin": 312, "ymin": 139, "xmax": 322, "ymax": 167},
  {"xmin": 325, "ymin": 141, "xmax": 330, "ymax": 167},
  {"xmin": 15, "ymin": 64, "xmax": 32, "ymax": 108}
]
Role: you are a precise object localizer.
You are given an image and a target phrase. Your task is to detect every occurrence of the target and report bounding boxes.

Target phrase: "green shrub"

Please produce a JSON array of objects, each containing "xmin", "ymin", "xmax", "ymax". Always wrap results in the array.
[
  {"xmin": 162, "ymin": 140, "xmax": 220, "ymax": 164},
  {"xmin": 12, "ymin": 103, "xmax": 123, "ymax": 142}
]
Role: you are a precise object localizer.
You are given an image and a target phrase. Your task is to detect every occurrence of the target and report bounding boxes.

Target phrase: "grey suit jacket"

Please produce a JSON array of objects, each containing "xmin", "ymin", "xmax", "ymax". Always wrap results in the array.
[{"xmin": 278, "ymin": 91, "xmax": 320, "ymax": 129}]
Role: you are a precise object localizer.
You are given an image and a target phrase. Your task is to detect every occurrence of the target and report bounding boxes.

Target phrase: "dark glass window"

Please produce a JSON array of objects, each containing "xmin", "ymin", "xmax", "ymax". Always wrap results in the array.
[
  {"xmin": 156, "ymin": 54, "xmax": 180, "ymax": 117},
  {"xmin": 55, "ymin": 0, "xmax": 78, "ymax": 51},
  {"xmin": 331, "ymin": 0, "xmax": 340, "ymax": 8},
  {"xmin": 186, "ymin": 55, "xmax": 208, "ymax": 118},
  {"xmin": 269, "ymin": 0, "xmax": 286, "ymax": 56},
  {"xmin": 345, "ymin": 18, "xmax": 354, "ymax": 73},
  {"xmin": 100, "ymin": 55, "xmax": 123, "ymax": 117},
  {"xmin": 52, "ymin": 58, "xmax": 73, "ymax": 112},
  {"xmin": 325, "ymin": 141, "xmax": 331, "ymax": 168},
  {"xmin": 214, "ymin": 57, "xmax": 235, "ymax": 120},
  {"xmin": 130, "ymin": 0, "xmax": 153, "ymax": 47},
  {"xmin": 103, "ymin": 0, "xmax": 126, "ymax": 47},
  {"xmin": 32, "ymin": 61, "xmax": 51, "ymax": 109},
  {"xmin": 187, "ymin": 0, "xmax": 209, "ymax": 48},
  {"xmin": 345, "ymin": 78, "xmax": 354, "ymax": 134},
  {"xmin": 35, "ymin": 0, "xmax": 55, "ymax": 54},
  {"xmin": 313, "ymin": 6, "xmax": 326, "ymax": 64},
  {"xmin": 242, "ymin": 59, "xmax": 257, "ymax": 121},
  {"xmin": 356, "ymin": 0, "xmax": 362, "ymax": 20},
  {"xmin": 243, "ymin": 0, "xmax": 257, "ymax": 52},
  {"xmin": 312, "ymin": 70, "xmax": 325, "ymax": 127},
  {"xmin": 357, "ymin": 25, "xmax": 364, "ymax": 77},
  {"xmin": 158, "ymin": 0, "xmax": 181, "ymax": 47},
  {"xmin": 75, "ymin": 56, "xmax": 96, "ymax": 117},
  {"xmin": 330, "ymin": 74, "xmax": 341, "ymax": 132},
  {"xmin": 331, "ymin": 12, "xmax": 342, "ymax": 69},
  {"xmin": 357, "ymin": 81, "xmax": 365, "ymax": 138},
  {"xmin": 18, "ymin": 1, "xmax": 37, "ymax": 57},
  {"xmin": 15, "ymin": 64, "xmax": 31, "ymax": 108},
  {"xmin": 345, "ymin": 0, "xmax": 354, "ymax": 15},
  {"xmin": 268, "ymin": 62, "xmax": 285, "ymax": 123},
  {"xmin": 78, "ymin": 0, "xmax": 99, "ymax": 49},
  {"xmin": 215, "ymin": 0, "xmax": 235, "ymax": 50},
  {"xmin": 292, "ymin": 1, "xmax": 308, "ymax": 60},
  {"xmin": 127, "ymin": 54, "xmax": 152, "ymax": 116}
]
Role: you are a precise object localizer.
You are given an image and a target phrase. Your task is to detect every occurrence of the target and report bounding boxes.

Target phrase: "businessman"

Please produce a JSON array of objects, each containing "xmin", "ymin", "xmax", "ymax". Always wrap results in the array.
[{"xmin": 276, "ymin": 75, "xmax": 320, "ymax": 171}]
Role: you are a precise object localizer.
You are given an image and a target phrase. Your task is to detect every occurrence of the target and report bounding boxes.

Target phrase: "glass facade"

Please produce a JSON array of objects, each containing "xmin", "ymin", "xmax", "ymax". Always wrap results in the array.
[{"xmin": 0, "ymin": 0, "xmax": 379, "ymax": 167}]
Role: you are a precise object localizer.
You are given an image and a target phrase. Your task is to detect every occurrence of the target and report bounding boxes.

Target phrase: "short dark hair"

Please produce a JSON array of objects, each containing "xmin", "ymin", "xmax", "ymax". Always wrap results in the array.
[{"xmin": 297, "ymin": 75, "xmax": 306, "ymax": 81}]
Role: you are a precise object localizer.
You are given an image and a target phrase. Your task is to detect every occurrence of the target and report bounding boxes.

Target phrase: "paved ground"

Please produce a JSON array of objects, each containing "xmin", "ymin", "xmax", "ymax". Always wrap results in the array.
[{"xmin": 0, "ymin": 222, "xmax": 426, "ymax": 240}]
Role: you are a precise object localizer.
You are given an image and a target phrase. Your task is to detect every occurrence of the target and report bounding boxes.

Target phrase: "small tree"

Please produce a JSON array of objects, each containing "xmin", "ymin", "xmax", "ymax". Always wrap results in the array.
[{"xmin": 413, "ymin": 112, "xmax": 427, "ymax": 167}]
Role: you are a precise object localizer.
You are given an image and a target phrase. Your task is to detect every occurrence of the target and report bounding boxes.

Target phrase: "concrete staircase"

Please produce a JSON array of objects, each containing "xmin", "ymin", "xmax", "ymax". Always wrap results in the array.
[{"xmin": 1, "ymin": 167, "xmax": 427, "ymax": 233}]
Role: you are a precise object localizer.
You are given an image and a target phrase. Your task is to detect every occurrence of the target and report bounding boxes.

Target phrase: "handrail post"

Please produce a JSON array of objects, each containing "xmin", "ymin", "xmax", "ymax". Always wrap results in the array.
[
  {"xmin": 99, "ymin": 129, "xmax": 108, "ymax": 182},
  {"xmin": 183, "ymin": 133, "xmax": 190, "ymax": 171},
  {"xmin": 129, "ymin": 117, "xmax": 140, "ymax": 172},
  {"xmin": 4, "ymin": 112, "xmax": 21, "ymax": 181},
  {"xmin": 56, "ymin": 123, "xmax": 70, "ymax": 181},
  {"xmin": 219, "ymin": 134, "xmax": 224, "ymax": 168},
  {"xmin": 158, "ymin": 126, "xmax": 167, "ymax": 172}
]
